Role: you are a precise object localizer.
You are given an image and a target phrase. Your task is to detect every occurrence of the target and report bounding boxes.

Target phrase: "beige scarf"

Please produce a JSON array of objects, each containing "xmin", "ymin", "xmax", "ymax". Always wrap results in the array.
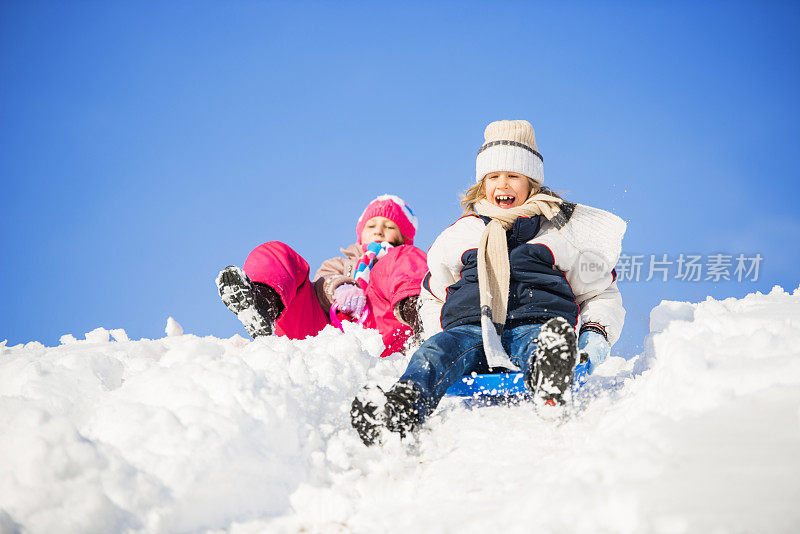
[{"xmin": 474, "ymin": 193, "xmax": 563, "ymax": 368}]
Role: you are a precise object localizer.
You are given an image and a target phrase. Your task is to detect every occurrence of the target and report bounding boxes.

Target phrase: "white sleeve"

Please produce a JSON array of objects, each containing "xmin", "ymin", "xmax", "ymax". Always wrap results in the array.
[
  {"xmin": 576, "ymin": 279, "xmax": 625, "ymax": 346},
  {"xmin": 543, "ymin": 204, "xmax": 627, "ymax": 346},
  {"xmin": 419, "ymin": 283, "xmax": 445, "ymax": 339},
  {"xmin": 559, "ymin": 258, "xmax": 625, "ymax": 346},
  {"xmin": 419, "ymin": 237, "xmax": 455, "ymax": 339},
  {"xmin": 418, "ymin": 219, "xmax": 478, "ymax": 339}
]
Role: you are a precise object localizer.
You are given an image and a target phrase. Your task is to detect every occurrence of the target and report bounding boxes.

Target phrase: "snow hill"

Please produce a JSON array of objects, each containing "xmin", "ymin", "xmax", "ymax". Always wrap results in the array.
[{"xmin": 1, "ymin": 287, "xmax": 799, "ymax": 534}]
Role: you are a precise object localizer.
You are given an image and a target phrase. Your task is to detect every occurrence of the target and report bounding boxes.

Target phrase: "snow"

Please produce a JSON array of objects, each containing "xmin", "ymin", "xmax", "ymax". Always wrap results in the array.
[
  {"xmin": 165, "ymin": 318, "xmax": 184, "ymax": 337},
  {"xmin": 2, "ymin": 288, "xmax": 800, "ymax": 533}
]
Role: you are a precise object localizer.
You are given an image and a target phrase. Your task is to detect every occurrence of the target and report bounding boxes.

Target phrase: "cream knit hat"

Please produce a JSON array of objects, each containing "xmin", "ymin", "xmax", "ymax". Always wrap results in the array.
[{"xmin": 475, "ymin": 119, "xmax": 544, "ymax": 185}]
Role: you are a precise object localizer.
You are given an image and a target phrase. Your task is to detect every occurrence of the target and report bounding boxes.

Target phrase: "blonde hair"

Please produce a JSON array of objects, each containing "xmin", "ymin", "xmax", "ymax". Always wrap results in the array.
[{"xmin": 460, "ymin": 177, "xmax": 563, "ymax": 215}]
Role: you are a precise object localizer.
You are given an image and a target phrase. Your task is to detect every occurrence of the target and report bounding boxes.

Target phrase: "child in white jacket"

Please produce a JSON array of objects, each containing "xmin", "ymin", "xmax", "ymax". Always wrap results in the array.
[{"xmin": 351, "ymin": 120, "xmax": 626, "ymax": 446}]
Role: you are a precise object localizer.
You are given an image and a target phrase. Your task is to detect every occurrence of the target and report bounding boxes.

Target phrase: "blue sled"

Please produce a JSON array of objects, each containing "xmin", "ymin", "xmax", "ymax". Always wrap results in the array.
[
  {"xmin": 444, "ymin": 362, "xmax": 589, "ymax": 398},
  {"xmin": 445, "ymin": 372, "xmax": 527, "ymax": 397}
]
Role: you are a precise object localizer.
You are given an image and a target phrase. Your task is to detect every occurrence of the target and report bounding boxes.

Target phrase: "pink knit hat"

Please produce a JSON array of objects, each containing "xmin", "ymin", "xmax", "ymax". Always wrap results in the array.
[{"xmin": 356, "ymin": 194, "xmax": 418, "ymax": 245}]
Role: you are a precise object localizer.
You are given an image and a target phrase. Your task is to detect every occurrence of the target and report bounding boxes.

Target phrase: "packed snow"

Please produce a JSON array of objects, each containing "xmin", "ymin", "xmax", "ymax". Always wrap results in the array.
[{"xmin": 1, "ymin": 287, "xmax": 800, "ymax": 533}]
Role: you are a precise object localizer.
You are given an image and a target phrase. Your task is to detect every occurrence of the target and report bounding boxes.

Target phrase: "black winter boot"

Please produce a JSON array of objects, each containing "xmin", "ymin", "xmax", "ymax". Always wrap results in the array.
[
  {"xmin": 216, "ymin": 266, "xmax": 283, "ymax": 338},
  {"xmin": 350, "ymin": 385, "xmax": 389, "ymax": 446},
  {"xmin": 252, "ymin": 281, "xmax": 284, "ymax": 321},
  {"xmin": 395, "ymin": 295, "xmax": 422, "ymax": 345},
  {"xmin": 350, "ymin": 381, "xmax": 422, "ymax": 446},
  {"xmin": 524, "ymin": 317, "xmax": 578, "ymax": 407},
  {"xmin": 384, "ymin": 381, "xmax": 422, "ymax": 438},
  {"xmin": 396, "ymin": 296, "xmax": 420, "ymax": 329}
]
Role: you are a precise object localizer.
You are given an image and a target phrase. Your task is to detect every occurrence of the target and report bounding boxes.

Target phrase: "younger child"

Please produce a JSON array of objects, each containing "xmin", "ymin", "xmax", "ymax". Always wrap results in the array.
[
  {"xmin": 217, "ymin": 195, "xmax": 427, "ymax": 357},
  {"xmin": 350, "ymin": 120, "xmax": 627, "ymax": 445}
]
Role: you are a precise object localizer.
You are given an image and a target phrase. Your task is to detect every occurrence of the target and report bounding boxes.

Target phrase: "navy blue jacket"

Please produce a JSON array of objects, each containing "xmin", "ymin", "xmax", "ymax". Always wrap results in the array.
[{"xmin": 430, "ymin": 216, "xmax": 579, "ymax": 330}]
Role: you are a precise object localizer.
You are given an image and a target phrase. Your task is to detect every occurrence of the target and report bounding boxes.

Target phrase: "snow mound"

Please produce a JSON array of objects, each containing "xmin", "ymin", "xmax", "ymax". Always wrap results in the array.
[
  {"xmin": 2, "ymin": 288, "xmax": 800, "ymax": 533},
  {"xmin": 0, "ymin": 324, "xmax": 401, "ymax": 533}
]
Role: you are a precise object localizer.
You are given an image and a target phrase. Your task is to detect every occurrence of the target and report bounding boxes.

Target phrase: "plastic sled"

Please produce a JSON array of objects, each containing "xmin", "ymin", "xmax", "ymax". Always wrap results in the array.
[
  {"xmin": 444, "ymin": 360, "xmax": 589, "ymax": 399},
  {"xmin": 445, "ymin": 371, "xmax": 526, "ymax": 398},
  {"xmin": 329, "ymin": 303, "xmax": 369, "ymax": 331}
]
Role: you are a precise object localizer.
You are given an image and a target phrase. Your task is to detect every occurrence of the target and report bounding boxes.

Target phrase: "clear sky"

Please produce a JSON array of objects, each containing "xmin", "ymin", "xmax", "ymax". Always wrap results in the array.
[{"xmin": 2, "ymin": 1, "xmax": 799, "ymax": 357}]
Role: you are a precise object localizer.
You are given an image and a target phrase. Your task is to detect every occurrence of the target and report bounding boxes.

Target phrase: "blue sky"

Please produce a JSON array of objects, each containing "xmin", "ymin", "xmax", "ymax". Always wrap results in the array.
[{"xmin": 2, "ymin": 1, "xmax": 799, "ymax": 357}]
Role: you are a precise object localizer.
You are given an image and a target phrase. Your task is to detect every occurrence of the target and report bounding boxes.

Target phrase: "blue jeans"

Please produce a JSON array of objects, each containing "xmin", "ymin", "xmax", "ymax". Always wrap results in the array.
[{"xmin": 398, "ymin": 323, "xmax": 543, "ymax": 419}]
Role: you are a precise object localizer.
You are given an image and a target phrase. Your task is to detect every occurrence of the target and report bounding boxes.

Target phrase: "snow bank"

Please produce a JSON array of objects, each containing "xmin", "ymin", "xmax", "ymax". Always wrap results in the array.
[
  {"xmin": 2, "ymin": 288, "xmax": 800, "ymax": 533},
  {"xmin": 0, "ymin": 323, "xmax": 402, "ymax": 533}
]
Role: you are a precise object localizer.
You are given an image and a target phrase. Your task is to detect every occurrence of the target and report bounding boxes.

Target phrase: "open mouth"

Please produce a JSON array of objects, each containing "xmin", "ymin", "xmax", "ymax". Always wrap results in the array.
[{"xmin": 495, "ymin": 194, "xmax": 516, "ymax": 208}]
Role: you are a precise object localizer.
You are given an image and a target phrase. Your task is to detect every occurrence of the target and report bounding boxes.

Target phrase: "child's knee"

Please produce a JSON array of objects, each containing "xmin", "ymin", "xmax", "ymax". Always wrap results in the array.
[{"xmin": 244, "ymin": 241, "xmax": 310, "ymax": 285}]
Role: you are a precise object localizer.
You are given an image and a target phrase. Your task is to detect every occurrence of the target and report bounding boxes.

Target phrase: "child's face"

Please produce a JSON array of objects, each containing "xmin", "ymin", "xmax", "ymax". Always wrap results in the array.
[
  {"xmin": 484, "ymin": 171, "xmax": 532, "ymax": 209},
  {"xmin": 360, "ymin": 216, "xmax": 404, "ymax": 246}
]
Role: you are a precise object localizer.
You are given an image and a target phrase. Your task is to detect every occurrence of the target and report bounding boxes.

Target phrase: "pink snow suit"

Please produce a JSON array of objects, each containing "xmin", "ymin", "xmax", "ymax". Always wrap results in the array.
[{"xmin": 243, "ymin": 241, "xmax": 427, "ymax": 357}]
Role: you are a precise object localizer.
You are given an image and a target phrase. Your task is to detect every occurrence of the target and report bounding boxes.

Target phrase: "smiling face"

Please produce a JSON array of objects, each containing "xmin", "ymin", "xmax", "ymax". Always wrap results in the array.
[
  {"xmin": 359, "ymin": 216, "xmax": 404, "ymax": 246},
  {"xmin": 483, "ymin": 171, "xmax": 533, "ymax": 209}
]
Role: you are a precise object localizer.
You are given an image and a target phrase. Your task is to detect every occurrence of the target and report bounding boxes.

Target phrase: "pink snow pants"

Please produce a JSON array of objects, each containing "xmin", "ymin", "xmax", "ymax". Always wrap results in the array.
[
  {"xmin": 242, "ymin": 241, "xmax": 427, "ymax": 356},
  {"xmin": 243, "ymin": 241, "xmax": 329, "ymax": 340}
]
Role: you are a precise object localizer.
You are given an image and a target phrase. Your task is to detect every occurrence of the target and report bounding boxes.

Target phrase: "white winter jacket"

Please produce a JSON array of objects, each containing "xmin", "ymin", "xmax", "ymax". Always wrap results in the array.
[{"xmin": 419, "ymin": 204, "xmax": 626, "ymax": 346}]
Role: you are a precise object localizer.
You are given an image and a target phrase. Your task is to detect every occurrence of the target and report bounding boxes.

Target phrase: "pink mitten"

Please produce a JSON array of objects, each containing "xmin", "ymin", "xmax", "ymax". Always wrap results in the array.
[{"xmin": 333, "ymin": 284, "xmax": 367, "ymax": 317}]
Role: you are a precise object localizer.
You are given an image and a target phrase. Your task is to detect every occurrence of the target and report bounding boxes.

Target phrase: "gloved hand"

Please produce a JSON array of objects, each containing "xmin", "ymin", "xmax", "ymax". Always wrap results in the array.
[
  {"xmin": 333, "ymin": 284, "xmax": 367, "ymax": 318},
  {"xmin": 578, "ymin": 330, "xmax": 611, "ymax": 375},
  {"xmin": 573, "ymin": 330, "xmax": 611, "ymax": 392}
]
